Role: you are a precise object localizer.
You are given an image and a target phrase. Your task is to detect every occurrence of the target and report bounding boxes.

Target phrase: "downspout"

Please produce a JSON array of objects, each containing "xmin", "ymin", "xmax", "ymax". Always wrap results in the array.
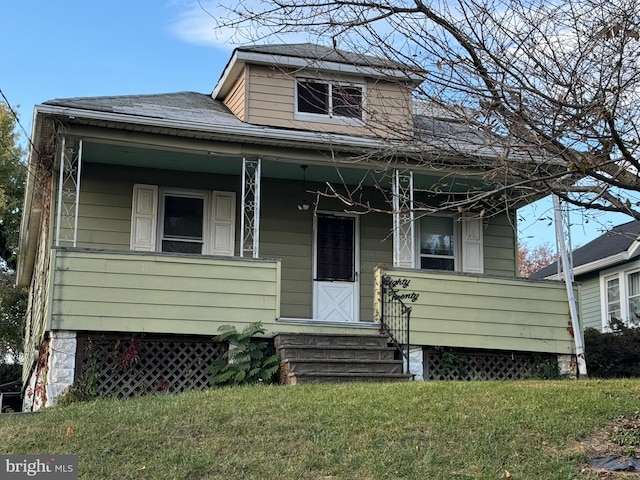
[{"xmin": 553, "ymin": 195, "xmax": 587, "ymax": 377}]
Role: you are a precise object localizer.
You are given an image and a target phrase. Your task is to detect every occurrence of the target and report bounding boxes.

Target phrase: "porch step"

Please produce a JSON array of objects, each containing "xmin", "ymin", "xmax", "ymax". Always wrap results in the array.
[
  {"xmin": 278, "ymin": 345, "xmax": 396, "ymax": 361},
  {"xmin": 285, "ymin": 358, "xmax": 404, "ymax": 375},
  {"xmin": 286, "ymin": 372, "xmax": 411, "ymax": 385},
  {"xmin": 275, "ymin": 333, "xmax": 411, "ymax": 385}
]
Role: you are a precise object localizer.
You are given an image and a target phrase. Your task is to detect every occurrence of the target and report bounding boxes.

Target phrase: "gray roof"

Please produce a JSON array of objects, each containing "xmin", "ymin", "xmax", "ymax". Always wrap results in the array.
[
  {"xmin": 237, "ymin": 43, "xmax": 412, "ymax": 70},
  {"xmin": 43, "ymin": 91, "xmax": 246, "ymax": 128},
  {"xmin": 43, "ymin": 91, "xmax": 469, "ymax": 142},
  {"xmin": 530, "ymin": 220, "xmax": 640, "ymax": 279}
]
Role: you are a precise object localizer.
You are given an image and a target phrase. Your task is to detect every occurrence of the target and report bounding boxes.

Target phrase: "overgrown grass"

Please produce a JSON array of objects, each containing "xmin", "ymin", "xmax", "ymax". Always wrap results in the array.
[{"xmin": 2, "ymin": 380, "xmax": 640, "ymax": 479}]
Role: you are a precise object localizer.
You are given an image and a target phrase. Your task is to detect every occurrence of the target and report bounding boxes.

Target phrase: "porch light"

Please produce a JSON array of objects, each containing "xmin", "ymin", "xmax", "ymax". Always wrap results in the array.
[{"xmin": 297, "ymin": 165, "xmax": 311, "ymax": 211}]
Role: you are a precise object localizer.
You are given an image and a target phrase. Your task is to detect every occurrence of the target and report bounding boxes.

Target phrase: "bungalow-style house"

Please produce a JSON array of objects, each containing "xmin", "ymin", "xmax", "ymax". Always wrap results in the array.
[
  {"xmin": 18, "ymin": 44, "xmax": 578, "ymax": 410},
  {"xmin": 532, "ymin": 220, "xmax": 640, "ymax": 332}
]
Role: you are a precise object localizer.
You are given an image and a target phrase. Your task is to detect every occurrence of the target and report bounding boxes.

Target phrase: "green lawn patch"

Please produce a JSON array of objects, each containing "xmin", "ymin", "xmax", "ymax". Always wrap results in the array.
[{"xmin": 2, "ymin": 380, "xmax": 640, "ymax": 479}]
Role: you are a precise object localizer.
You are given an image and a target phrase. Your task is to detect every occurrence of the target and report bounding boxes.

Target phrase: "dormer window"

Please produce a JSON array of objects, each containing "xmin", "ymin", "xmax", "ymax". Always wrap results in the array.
[{"xmin": 296, "ymin": 79, "xmax": 364, "ymax": 122}]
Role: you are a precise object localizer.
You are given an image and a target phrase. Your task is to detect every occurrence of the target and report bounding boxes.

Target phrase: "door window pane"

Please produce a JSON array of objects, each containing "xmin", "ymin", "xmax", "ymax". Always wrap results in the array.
[{"xmin": 316, "ymin": 215, "xmax": 355, "ymax": 281}]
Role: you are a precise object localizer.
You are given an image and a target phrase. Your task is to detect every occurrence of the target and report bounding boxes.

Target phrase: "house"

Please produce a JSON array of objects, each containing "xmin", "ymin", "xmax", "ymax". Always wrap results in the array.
[
  {"xmin": 532, "ymin": 220, "xmax": 640, "ymax": 332},
  {"xmin": 18, "ymin": 44, "xmax": 577, "ymax": 409}
]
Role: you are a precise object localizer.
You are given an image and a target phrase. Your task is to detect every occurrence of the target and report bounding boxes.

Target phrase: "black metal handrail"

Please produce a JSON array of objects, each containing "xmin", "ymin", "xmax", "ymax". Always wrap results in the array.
[{"xmin": 380, "ymin": 275, "xmax": 411, "ymax": 374}]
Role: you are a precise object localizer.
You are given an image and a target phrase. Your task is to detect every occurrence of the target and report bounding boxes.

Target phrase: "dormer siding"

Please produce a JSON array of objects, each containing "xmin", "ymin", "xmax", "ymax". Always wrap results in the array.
[
  {"xmin": 222, "ymin": 66, "xmax": 247, "ymax": 122},
  {"xmin": 222, "ymin": 64, "xmax": 414, "ymax": 139}
]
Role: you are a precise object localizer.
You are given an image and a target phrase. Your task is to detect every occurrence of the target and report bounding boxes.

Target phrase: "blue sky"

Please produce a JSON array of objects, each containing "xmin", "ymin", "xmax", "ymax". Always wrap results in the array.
[{"xmin": 0, "ymin": 1, "xmax": 630, "ymax": 249}]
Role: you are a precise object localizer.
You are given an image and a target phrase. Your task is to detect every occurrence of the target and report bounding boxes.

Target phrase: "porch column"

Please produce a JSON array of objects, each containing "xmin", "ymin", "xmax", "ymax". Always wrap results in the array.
[
  {"xmin": 392, "ymin": 170, "xmax": 415, "ymax": 267},
  {"xmin": 241, "ymin": 157, "xmax": 261, "ymax": 258},
  {"xmin": 55, "ymin": 137, "xmax": 82, "ymax": 247}
]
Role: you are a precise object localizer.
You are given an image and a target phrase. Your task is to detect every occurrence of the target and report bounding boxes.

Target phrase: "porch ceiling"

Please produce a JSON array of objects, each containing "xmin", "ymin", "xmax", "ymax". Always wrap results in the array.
[{"xmin": 82, "ymin": 141, "xmax": 484, "ymax": 192}]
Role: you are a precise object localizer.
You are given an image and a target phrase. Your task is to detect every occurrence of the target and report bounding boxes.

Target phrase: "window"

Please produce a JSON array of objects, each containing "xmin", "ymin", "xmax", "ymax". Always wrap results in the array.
[
  {"xmin": 606, "ymin": 276, "xmax": 622, "ymax": 326},
  {"xmin": 131, "ymin": 184, "xmax": 236, "ymax": 256},
  {"xmin": 296, "ymin": 79, "xmax": 363, "ymax": 120},
  {"xmin": 628, "ymin": 272, "xmax": 640, "ymax": 325},
  {"xmin": 602, "ymin": 268, "xmax": 640, "ymax": 330},
  {"xmin": 160, "ymin": 193, "xmax": 206, "ymax": 254},
  {"xmin": 419, "ymin": 216, "xmax": 455, "ymax": 271}
]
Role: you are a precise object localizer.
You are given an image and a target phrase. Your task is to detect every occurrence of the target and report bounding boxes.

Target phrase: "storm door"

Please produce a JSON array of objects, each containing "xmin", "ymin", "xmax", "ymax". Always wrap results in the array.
[{"xmin": 313, "ymin": 213, "xmax": 359, "ymax": 321}]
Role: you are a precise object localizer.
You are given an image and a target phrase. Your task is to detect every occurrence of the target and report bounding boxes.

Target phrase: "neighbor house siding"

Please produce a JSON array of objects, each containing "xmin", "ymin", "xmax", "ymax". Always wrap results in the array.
[
  {"xmin": 379, "ymin": 268, "xmax": 574, "ymax": 354},
  {"xmin": 244, "ymin": 65, "xmax": 412, "ymax": 138},
  {"xmin": 579, "ymin": 274, "xmax": 603, "ymax": 330}
]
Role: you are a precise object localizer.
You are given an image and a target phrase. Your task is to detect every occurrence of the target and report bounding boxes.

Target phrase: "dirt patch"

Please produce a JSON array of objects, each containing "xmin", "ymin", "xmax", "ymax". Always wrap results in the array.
[{"xmin": 577, "ymin": 414, "xmax": 640, "ymax": 478}]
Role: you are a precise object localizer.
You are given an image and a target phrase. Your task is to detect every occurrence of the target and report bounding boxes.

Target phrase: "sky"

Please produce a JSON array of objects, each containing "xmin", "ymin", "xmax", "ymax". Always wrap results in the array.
[{"xmin": 0, "ymin": 1, "xmax": 632, "ymax": 250}]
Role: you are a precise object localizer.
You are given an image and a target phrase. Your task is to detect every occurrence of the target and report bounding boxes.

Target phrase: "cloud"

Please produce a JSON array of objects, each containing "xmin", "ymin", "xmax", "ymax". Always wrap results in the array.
[
  {"xmin": 168, "ymin": 2, "xmax": 235, "ymax": 49},
  {"xmin": 168, "ymin": 1, "xmax": 312, "ymax": 49}
]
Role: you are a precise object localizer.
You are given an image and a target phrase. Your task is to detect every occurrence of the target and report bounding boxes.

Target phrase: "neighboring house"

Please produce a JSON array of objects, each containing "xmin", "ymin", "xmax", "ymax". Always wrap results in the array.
[
  {"xmin": 532, "ymin": 220, "xmax": 640, "ymax": 332},
  {"xmin": 18, "ymin": 43, "xmax": 577, "ymax": 409}
]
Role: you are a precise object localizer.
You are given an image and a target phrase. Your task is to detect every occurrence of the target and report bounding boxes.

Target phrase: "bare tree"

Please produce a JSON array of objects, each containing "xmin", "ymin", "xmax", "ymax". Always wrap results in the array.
[{"xmin": 213, "ymin": 0, "xmax": 640, "ymax": 220}]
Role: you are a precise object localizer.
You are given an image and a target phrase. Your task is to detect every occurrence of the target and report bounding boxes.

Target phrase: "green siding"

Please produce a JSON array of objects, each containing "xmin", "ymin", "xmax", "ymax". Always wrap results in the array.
[
  {"xmin": 62, "ymin": 163, "xmax": 520, "ymax": 326},
  {"xmin": 579, "ymin": 273, "xmax": 602, "ymax": 330},
  {"xmin": 51, "ymin": 249, "xmax": 281, "ymax": 335},
  {"xmin": 379, "ymin": 268, "xmax": 574, "ymax": 354},
  {"xmin": 483, "ymin": 212, "xmax": 517, "ymax": 276}
]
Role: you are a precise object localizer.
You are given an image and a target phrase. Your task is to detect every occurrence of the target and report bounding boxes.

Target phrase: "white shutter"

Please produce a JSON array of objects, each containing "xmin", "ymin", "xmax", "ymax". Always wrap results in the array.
[
  {"xmin": 211, "ymin": 191, "xmax": 236, "ymax": 256},
  {"xmin": 462, "ymin": 217, "xmax": 484, "ymax": 273},
  {"xmin": 130, "ymin": 184, "xmax": 158, "ymax": 251}
]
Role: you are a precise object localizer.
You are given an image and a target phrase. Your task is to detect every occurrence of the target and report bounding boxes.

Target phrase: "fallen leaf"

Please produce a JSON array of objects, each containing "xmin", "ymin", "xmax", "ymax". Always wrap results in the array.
[{"xmin": 66, "ymin": 427, "xmax": 73, "ymax": 437}]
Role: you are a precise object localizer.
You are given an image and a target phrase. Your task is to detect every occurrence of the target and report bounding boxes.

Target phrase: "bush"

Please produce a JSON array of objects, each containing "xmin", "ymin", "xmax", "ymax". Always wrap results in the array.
[
  {"xmin": 585, "ymin": 327, "xmax": 640, "ymax": 378},
  {"xmin": 207, "ymin": 323, "xmax": 280, "ymax": 387}
]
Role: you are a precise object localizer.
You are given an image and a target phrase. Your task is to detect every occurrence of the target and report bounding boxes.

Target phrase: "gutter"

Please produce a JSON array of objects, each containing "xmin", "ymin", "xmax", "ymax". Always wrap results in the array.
[{"xmin": 16, "ymin": 110, "xmax": 44, "ymax": 288}]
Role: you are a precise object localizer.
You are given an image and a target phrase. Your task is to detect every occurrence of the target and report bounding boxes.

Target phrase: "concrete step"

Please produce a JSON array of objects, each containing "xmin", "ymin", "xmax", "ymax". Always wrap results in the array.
[
  {"xmin": 287, "ymin": 372, "xmax": 412, "ymax": 385},
  {"xmin": 284, "ymin": 358, "xmax": 404, "ymax": 375},
  {"xmin": 278, "ymin": 345, "xmax": 396, "ymax": 361},
  {"xmin": 275, "ymin": 333, "xmax": 389, "ymax": 349},
  {"xmin": 275, "ymin": 333, "xmax": 409, "ymax": 385}
]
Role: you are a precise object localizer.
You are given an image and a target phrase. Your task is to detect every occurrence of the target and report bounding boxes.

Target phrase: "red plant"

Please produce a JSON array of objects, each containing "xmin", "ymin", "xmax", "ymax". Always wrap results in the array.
[{"xmin": 118, "ymin": 337, "xmax": 142, "ymax": 370}]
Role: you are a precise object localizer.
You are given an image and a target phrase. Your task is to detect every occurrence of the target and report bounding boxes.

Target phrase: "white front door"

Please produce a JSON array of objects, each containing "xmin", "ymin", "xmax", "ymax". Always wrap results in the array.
[{"xmin": 313, "ymin": 213, "xmax": 359, "ymax": 322}]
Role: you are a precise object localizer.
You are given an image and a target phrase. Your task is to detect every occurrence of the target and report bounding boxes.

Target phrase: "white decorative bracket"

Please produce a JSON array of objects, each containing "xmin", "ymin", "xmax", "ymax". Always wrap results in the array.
[
  {"xmin": 392, "ymin": 170, "xmax": 414, "ymax": 267},
  {"xmin": 241, "ymin": 158, "xmax": 261, "ymax": 258},
  {"xmin": 55, "ymin": 137, "xmax": 82, "ymax": 247}
]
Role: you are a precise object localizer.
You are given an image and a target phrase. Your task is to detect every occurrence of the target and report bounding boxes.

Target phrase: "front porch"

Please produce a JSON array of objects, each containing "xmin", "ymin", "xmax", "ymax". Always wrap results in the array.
[{"xmin": 45, "ymin": 248, "xmax": 574, "ymax": 355}]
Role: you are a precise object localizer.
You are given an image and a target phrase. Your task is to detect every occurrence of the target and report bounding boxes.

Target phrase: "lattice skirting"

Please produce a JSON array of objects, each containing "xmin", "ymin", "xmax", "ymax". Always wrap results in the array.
[
  {"xmin": 75, "ymin": 333, "xmax": 227, "ymax": 398},
  {"xmin": 424, "ymin": 347, "xmax": 558, "ymax": 381}
]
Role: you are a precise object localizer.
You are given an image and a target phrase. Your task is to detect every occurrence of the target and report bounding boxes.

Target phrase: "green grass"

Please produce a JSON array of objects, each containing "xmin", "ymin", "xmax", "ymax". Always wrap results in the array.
[{"xmin": 2, "ymin": 380, "xmax": 640, "ymax": 479}]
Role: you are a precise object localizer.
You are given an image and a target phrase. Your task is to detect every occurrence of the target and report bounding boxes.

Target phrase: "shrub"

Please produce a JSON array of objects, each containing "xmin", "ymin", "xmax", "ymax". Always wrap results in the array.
[
  {"xmin": 207, "ymin": 323, "xmax": 280, "ymax": 387},
  {"xmin": 585, "ymin": 327, "xmax": 640, "ymax": 378}
]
